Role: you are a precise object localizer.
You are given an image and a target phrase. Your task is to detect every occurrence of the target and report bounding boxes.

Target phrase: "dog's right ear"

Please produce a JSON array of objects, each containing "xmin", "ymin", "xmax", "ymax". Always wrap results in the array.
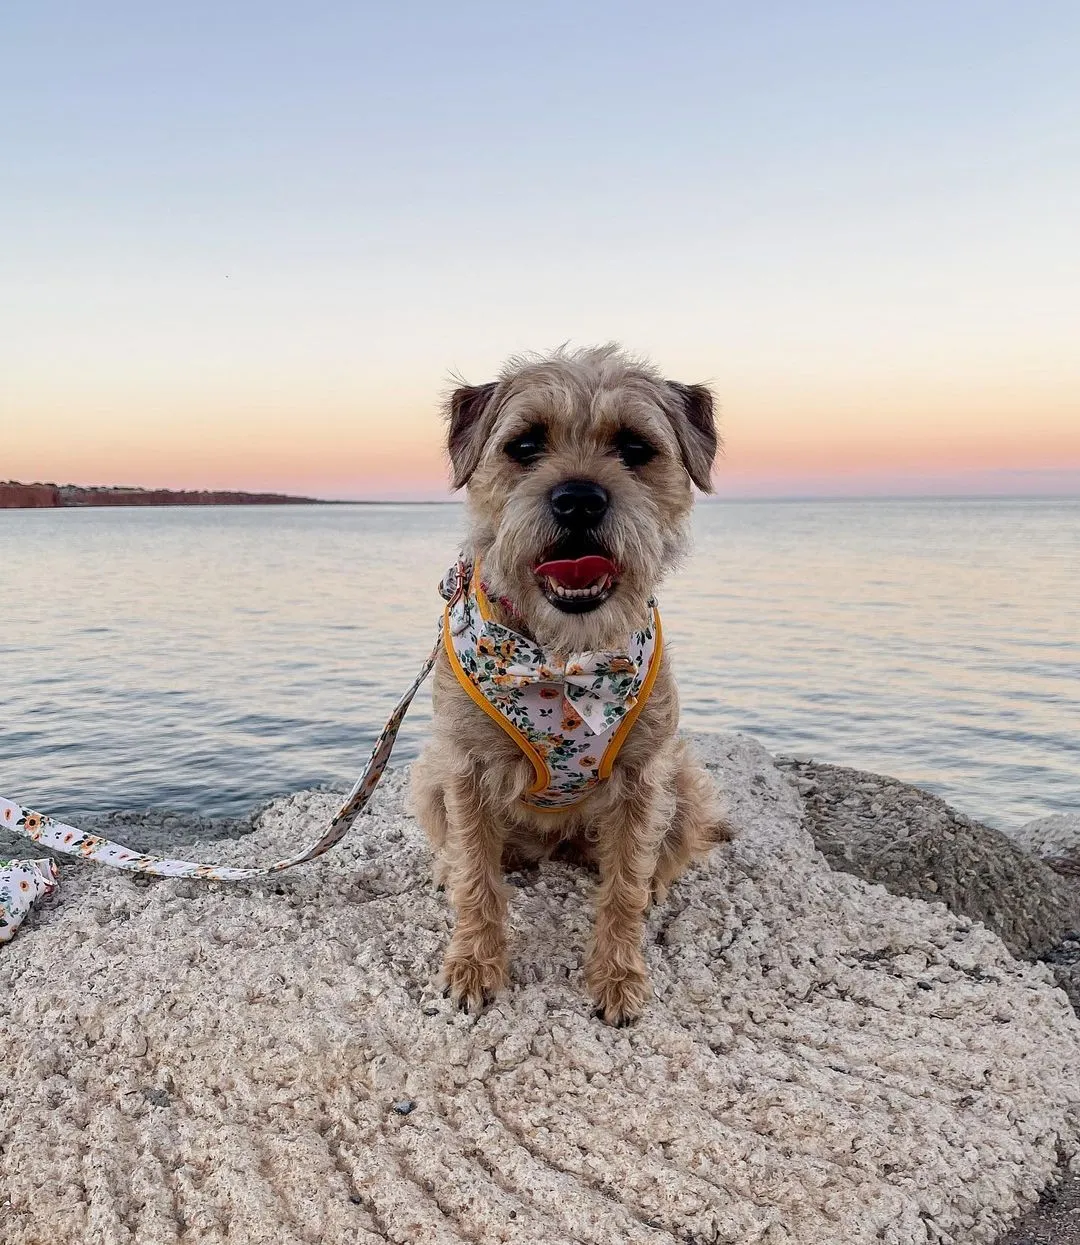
[{"xmin": 446, "ymin": 382, "xmax": 498, "ymax": 489}]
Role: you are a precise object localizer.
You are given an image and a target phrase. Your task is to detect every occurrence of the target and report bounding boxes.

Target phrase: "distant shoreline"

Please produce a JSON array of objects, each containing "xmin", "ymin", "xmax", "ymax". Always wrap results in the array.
[
  {"xmin": 3, "ymin": 480, "xmax": 1076, "ymax": 510},
  {"xmin": 1, "ymin": 482, "xmax": 337, "ymax": 509}
]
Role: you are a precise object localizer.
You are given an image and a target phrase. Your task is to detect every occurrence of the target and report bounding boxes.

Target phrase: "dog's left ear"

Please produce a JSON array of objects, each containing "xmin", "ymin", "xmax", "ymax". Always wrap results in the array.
[
  {"xmin": 666, "ymin": 382, "xmax": 718, "ymax": 492},
  {"xmin": 446, "ymin": 381, "xmax": 498, "ymax": 489}
]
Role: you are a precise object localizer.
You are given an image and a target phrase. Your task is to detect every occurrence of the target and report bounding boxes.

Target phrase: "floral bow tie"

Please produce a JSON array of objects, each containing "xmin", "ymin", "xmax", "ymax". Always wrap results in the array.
[{"xmin": 476, "ymin": 619, "xmax": 640, "ymax": 734}]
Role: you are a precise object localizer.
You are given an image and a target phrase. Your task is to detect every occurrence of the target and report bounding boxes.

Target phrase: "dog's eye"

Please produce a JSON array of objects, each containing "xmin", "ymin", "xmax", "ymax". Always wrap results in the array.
[
  {"xmin": 614, "ymin": 429, "xmax": 657, "ymax": 469},
  {"xmin": 504, "ymin": 426, "xmax": 546, "ymax": 467}
]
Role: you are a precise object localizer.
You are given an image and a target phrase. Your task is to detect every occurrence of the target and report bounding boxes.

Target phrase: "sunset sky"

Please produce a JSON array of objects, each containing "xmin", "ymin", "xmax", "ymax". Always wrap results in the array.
[{"xmin": 3, "ymin": 2, "xmax": 1078, "ymax": 499}]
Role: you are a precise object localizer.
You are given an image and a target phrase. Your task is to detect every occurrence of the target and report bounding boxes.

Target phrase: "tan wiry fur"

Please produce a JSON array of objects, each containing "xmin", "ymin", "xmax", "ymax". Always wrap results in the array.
[{"xmin": 411, "ymin": 345, "xmax": 732, "ymax": 1025}]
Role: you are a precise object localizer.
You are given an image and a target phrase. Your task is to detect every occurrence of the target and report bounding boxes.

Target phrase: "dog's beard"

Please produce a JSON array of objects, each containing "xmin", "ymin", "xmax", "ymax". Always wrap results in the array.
[{"xmin": 472, "ymin": 490, "xmax": 687, "ymax": 653}]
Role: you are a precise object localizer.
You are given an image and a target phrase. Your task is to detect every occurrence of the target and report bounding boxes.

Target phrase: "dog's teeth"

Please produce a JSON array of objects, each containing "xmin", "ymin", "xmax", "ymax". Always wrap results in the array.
[{"xmin": 544, "ymin": 574, "xmax": 613, "ymax": 601}]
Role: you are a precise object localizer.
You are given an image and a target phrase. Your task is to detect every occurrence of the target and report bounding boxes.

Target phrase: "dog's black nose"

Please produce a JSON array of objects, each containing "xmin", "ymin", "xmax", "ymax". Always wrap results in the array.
[{"xmin": 549, "ymin": 480, "xmax": 609, "ymax": 528}]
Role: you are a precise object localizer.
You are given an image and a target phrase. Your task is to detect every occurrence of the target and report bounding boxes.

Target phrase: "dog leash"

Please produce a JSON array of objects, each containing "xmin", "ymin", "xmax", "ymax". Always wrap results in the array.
[
  {"xmin": 0, "ymin": 623, "xmax": 445, "ymax": 945},
  {"xmin": 0, "ymin": 562, "xmax": 485, "ymax": 945}
]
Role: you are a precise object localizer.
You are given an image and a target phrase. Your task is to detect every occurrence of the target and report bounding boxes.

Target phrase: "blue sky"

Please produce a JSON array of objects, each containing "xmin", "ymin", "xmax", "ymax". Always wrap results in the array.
[{"xmin": 3, "ymin": 1, "xmax": 1078, "ymax": 497}]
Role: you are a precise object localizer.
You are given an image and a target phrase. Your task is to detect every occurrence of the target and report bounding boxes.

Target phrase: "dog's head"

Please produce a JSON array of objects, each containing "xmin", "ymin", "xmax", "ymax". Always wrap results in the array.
[{"xmin": 446, "ymin": 345, "xmax": 717, "ymax": 650}]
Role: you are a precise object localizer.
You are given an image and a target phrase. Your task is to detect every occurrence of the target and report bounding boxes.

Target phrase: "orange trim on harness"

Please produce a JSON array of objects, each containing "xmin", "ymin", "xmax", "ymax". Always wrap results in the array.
[
  {"xmin": 442, "ymin": 605, "xmax": 551, "ymax": 797},
  {"xmin": 598, "ymin": 609, "xmax": 663, "ymax": 779}
]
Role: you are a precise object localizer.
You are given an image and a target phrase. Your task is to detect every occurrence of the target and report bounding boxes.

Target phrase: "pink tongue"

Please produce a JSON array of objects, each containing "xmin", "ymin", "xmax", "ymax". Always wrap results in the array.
[{"xmin": 534, "ymin": 555, "xmax": 617, "ymax": 590}]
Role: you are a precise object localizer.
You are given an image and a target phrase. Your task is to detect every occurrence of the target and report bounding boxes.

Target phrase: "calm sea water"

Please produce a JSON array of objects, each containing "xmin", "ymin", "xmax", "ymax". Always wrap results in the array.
[{"xmin": 1, "ymin": 499, "xmax": 1076, "ymax": 831}]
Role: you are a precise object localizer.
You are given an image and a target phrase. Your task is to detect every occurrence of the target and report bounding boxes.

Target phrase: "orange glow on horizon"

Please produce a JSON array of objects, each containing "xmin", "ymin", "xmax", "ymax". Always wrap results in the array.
[{"xmin": 6, "ymin": 361, "xmax": 1079, "ymax": 499}]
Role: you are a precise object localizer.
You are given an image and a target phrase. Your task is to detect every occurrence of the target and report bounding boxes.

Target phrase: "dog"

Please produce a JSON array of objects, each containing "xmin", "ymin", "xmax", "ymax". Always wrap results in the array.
[{"xmin": 411, "ymin": 344, "xmax": 730, "ymax": 1025}]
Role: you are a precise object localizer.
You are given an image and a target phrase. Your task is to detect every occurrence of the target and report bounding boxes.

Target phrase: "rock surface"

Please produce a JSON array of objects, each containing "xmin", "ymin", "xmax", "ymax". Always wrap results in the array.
[
  {"xmin": 2, "ymin": 735, "xmax": 1079, "ymax": 1245},
  {"xmin": 999, "ymin": 1175, "xmax": 1080, "ymax": 1245},
  {"xmin": 1014, "ymin": 814, "xmax": 1080, "ymax": 877},
  {"xmin": 775, "ymin": 758, "xmax": 1080, "ymax": 960},
  {"xmin": 775, "ymin": 758, "xmax": 1080, "ymax": 1013},
  {"xmin": 771, "ymin": 757, "xmax": 1080, "ymax": 1245}
]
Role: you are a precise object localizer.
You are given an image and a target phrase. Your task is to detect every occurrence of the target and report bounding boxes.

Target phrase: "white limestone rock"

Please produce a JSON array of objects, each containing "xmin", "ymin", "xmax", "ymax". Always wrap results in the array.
[{"xmin": 1, "ymin": 735, "xmax": 1078, "ymax": 1245}]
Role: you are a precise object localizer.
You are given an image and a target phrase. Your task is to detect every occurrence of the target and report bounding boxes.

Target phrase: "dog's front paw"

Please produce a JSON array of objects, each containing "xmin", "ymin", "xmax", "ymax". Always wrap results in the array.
[
  {"xmin": 586, "ymin": 958, "xmax": 651, "ymax": 1027},
  {"xmin": 439, "ymin": 948, "xmax": 508, "ymax": 1013}
]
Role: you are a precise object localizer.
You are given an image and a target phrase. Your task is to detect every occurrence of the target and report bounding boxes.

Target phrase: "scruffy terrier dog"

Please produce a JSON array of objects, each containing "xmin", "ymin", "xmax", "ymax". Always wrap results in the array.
[{"xmin": 411, "ymin": 344, "xmax": 729, "ymax": 1025}]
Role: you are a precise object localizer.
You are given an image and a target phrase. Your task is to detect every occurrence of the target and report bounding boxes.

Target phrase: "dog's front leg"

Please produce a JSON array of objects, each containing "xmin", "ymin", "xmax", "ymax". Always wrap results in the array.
[
  {"xmin": 586, "ymin": 775, "xmax": 670, "ymax": 1026},
  {"xmin": 439, "ymin": 770, "xmax": 510, "ymax": 1011}
]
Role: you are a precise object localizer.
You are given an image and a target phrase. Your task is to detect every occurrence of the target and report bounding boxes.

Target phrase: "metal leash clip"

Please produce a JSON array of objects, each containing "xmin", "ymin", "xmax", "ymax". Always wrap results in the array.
[{"xmin": 441, "ymin": 558, "xmax": 473, "ymax": 634}]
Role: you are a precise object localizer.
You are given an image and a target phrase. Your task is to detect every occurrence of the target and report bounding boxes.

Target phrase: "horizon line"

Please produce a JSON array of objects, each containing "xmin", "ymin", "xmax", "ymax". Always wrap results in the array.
[{"xmin": 6, "ymin": 488, "xmax": 1071, "ymax": 502}]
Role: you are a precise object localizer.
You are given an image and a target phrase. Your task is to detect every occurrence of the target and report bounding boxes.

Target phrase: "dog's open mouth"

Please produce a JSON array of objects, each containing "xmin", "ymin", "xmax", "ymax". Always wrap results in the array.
[{"xmin": 534, "ymin": 552, "xmax": 618, "ymax": 614}]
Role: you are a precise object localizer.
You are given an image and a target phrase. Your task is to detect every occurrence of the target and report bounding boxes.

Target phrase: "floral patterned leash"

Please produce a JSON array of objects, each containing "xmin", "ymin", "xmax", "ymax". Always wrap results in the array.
[{"xmin": 0, "ymin": 618, "xmax": 447, "ymax": 945}]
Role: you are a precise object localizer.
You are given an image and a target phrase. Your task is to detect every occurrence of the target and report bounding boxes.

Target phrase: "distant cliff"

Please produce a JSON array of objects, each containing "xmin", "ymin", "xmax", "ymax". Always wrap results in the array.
[
  {"xmin": 1, "ymin": 483, "xmax": 60, "ymax": 508},
  {"xmin": 0, "ymin": 482, "xmax": 325, "ymax": 509}
]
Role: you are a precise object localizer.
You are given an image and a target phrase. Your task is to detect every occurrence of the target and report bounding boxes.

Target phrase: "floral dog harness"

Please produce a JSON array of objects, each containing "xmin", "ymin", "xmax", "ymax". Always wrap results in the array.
[{"xmin": 443, "ymin": 562, "xmax": 662, "ymax": 810}]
